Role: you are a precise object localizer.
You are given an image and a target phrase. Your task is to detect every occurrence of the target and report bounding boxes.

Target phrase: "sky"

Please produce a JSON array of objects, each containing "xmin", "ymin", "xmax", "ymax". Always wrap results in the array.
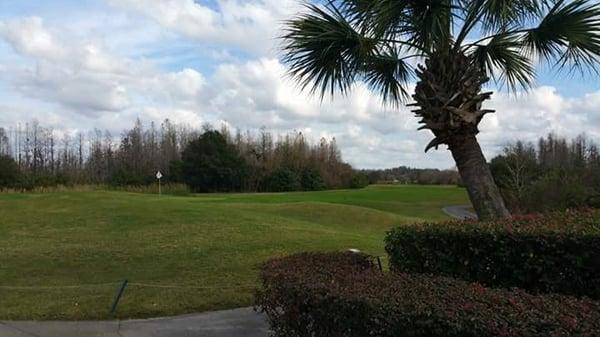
[{"xmin": 0, "ymin": 0, "xmax": 598, "ymax": 169}]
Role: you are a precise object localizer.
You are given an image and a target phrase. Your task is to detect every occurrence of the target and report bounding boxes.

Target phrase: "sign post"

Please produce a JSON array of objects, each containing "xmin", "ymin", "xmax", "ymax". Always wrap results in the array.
[{"xmin": 156, "ymin": 171, "xmax": 163, "ymax": 196}]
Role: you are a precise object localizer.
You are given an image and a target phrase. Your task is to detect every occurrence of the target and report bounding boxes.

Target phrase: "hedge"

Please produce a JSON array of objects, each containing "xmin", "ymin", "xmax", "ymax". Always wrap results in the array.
[
  {"xmin": 256, "ymin": 252, "xmax": 600, "ymax": 337},
  {"xmin": 385, "ymin": 209, "xmax": 600, "ymax": 299}
]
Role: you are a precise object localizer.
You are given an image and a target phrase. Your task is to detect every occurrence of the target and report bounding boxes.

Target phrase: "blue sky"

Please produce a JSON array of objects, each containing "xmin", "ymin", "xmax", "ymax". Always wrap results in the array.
[{"xmin": 0, "ymin": 0, "xmax": 598, "ymax": 169}]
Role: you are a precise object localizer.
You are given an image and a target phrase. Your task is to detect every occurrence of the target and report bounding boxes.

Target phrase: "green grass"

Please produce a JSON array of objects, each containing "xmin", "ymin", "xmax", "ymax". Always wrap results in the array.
[{"xmin": 0, "ymin": 185, "xmax": 468, "ymax": 320}]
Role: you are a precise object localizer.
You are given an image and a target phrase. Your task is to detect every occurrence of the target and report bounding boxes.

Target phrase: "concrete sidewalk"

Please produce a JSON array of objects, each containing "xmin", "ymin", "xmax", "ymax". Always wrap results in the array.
[{"xmin": 0, "ymin": 307, "xmax": 269, "ymax": 337}]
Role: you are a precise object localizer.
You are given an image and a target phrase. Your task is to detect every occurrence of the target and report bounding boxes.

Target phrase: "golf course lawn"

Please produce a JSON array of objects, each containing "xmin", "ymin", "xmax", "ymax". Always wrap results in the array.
[{"xmin": 0, "ymin": 185, "xmax": 468, "ymax": 320}]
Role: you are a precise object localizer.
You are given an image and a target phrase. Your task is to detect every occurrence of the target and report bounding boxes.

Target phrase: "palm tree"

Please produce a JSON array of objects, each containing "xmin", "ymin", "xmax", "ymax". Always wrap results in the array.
[{"xmin": 281, "ymin": 0, "xmax": 600, "ymax": 220}]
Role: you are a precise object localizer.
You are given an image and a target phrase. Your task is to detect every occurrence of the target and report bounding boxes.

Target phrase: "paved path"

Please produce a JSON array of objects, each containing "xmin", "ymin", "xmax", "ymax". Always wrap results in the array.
[
  {"xmin": 442, "ymin": 205, "xmax": 477, "ymax": 220},
  {"xmin": 0, "ymin": 307, "xmax": 269, "ymax": 337}
]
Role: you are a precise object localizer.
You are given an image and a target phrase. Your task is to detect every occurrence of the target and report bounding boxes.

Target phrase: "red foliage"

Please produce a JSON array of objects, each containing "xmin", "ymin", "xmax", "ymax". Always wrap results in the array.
[{"xmin": 256, "ymin": 252, "xmax": 600, "ymax": 337}]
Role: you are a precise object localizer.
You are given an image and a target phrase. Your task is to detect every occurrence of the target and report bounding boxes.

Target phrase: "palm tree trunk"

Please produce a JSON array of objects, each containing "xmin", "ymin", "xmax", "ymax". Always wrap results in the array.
[{"xmin": 448, "ymin": 134, "xmax": 511, "ymax": 221}]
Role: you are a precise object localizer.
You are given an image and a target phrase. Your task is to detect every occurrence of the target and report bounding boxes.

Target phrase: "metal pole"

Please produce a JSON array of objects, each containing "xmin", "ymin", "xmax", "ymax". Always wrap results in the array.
[
  {"xmin": 158, "ymin": 179, "xmax": 161, "ymax": 197},
  {"xmin": 110, "ymin": 279, "xmax": 128, "ymax": 316}
]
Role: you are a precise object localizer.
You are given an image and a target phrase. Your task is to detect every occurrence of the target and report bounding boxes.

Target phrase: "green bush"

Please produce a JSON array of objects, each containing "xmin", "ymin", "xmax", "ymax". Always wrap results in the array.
[
  {"xmin": 385, "ymin": 209, "xmax": 600, "ymax": 299},
  {"xmin": 264, "ymin": 168, "xmax": 302, "ymax": 192},
  {"xmin": 256, "ymin": 252, "xmax": 600, "ymax": 337},
  {"xmin": 0, "ymin": 155, "xmax": 21, "ymax": 188},
  {"xmin": 300, "ymin": 168, "xmax": 324, "ymax": 191},
  {"xmin": 349, "ymin": 172, "xmax": 369, "ymax": 189},
  {"xmin": 525, "ymin": 171, "xmax": 589, "ymax": 211},
  {"xmin": 109, "ymin": 167, "xmax": 148, "ymax": 186}
]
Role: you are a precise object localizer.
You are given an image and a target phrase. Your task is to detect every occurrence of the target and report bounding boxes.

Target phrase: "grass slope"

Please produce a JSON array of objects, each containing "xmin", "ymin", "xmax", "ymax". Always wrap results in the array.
[{"xmin": 0, "ymin": 185, "xmax": 468, "ymax": 320}]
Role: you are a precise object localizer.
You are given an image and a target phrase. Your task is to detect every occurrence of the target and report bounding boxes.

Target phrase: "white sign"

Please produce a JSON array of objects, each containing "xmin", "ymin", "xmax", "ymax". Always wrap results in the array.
[{"xmin": 156, "ymin": 171, "xmax": 163, "ymax": 180}]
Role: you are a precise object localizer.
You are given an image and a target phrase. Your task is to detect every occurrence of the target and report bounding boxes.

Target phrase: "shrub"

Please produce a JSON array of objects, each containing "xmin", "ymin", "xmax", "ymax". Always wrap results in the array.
[
  {"xmin": 300, "ymin": 168, "xmax": 324, "ymax": 191},
  {"xmin": 264, "ymin": 168, "xmax": 302, "ymax": 192},
  {"xmin": 0, "ymin": 155, "xmax": 21, "ymax": 188},
  {"xmin": 109, "ymin": 167, "xmax": 147, "ymax": 186},
  {"xmin": 257, "ymin": 252, "xmax": 600, "ymax": 337},
  {"xmin": 525, "ymin": 172, "xmax": 588, "ymax": 211},
  {"xmin": 349, "ymin": 172, "xmax": 369, "ymax": 189},
  {"xmin": 168, "ymin": 159, "xmax": 184, "ymax": 183},
  {"xmin": 385, "ymin": 209, "xmax": 600, "ymax": 299}
]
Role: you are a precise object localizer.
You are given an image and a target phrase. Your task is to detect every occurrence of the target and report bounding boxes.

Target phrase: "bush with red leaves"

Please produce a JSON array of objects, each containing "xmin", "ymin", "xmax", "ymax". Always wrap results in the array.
[
  {"xmin": 386, "ymin": 209, "xmax": 600, "ymax": 299},
  {"xmin": 256, "ymin": 252, "xmax": 600, "ymax": 337}
]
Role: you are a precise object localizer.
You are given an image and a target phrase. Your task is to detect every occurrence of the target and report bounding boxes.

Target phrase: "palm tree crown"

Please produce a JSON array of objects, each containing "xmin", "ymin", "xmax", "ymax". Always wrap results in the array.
[
  {"xmin": 283, "ymin": 0, "xmax": 599, "ymax": 103},
  {"xmin": 281, "ymin": 0, "xmax": 600, "ymax": 220}
]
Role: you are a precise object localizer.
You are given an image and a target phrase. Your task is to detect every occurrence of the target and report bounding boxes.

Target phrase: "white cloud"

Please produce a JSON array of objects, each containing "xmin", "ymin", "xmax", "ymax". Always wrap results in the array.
[
  {"xmin": 0, "ymin": 16, "xmax": 210, "ymax": 122},
  {"xmin": 0, "ymin": 17, "xmax": 134, "ymax": 115},
  {"xmin": 106, "ymin": 0, "xmax": 303, "ymax": 55},
  {"xmin": 108, "ymin": 0, "xmax": 219, "ymax": 38},
  {"xmin": 16, "ymin": 64, "xmax": 130, "ymax": 115},
  {"xmin": 480, "ymin": 86, "xmax": 599, "ymax": 157},
  {"xmin": 0, "ymin": 17, "xmax": 65, "ymax": 61}
]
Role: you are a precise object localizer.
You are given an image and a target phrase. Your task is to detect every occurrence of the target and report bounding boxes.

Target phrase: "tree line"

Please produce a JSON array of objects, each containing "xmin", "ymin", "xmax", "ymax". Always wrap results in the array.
[
  {"xmin": 0, "ymin": 119, "xmax": 365, "ymax": 192},
  {"xmin": 490, "ymin": 133, "xmax": 600, "ymax": 213},
  {"xmin": 359, "ymin": 166, "xmax": 461, "ymax": 186}
]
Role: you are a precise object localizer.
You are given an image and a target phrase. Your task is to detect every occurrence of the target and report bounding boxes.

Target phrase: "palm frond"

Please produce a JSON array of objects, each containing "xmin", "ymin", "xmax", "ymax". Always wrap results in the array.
[
  {"xmin": 282, "ymin": 3, "xmax": 415, "ymax": 104},
  {"xmin": 362, "ymin": 48, "xmax": 414, "ymax": 104},
  {"xmin": 454, "ymin": 0, "xmax": 547, "ymax": 47},
  {"xmin": 523, "ymin": 0, "xmax": 600, "ymax": 74},
  {"xmin": 471, "ymin": 33, "xmax": 535, "ymax": 90},
  {"xmin": 281, "ymin": 0, "xmax": 599, "ymax": 105},
  {"xmin": 368, "ymin": 1, "xmax": 412, "ymax": 38},
  {"xmin": 404, "ymin": 0, "xmax": 455, "ymax": 51},
  {"xmin": 478, "ymin": 0, "xmax": 548, "ymax": 32},
  {"xmin": 334, "ymin": 0, "xmax": 378, "ymax": 24},
  {"xmin": 281, "ymin": 4, "xmax": 371, "ymax": 98},
  {"xmin": 337, "ymin": 0, "xmax": 456, "ymax": 51}
]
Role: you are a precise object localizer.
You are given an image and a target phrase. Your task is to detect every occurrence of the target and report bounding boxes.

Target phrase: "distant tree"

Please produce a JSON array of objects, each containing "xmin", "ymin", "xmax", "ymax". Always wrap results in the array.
[
  {"xmin": 265, "ymin": 167, "xmax": 302, "ymax": 192},
  {"xmin": 167, "ymin": 159, "xmax": 184, "ymax": 183},
  {"xmin": 0, "ymin": 119, "xmax": 361, "ymax": 192},
  {"xmin": 490, "ymin": 141, "xmax": 539, "ymax": 211},
  {"xmin": 160, "ymin": 119, "xmax": 179, "ymax": 175},
  {"xmin": 181, "ymin": 130, "xmax": 249, "ymax": 192},
  {"xmin": 301, "ymin": 167, "xmax": 324, "ymax": 191},
  {"xmin": 361, "ymin": 166, "xmax": 460, "ymax": 185},
  {"xmin": 491, "ymin": 133, "xmax": 600, "ymax": 213},
  {"xmin": 0, "ymin": 128, "xmax": 9, "ymax": 156},
  {"xmin": 0, "ymin": 154, "xmax": 21, "ymax": 188},
  {"xmin": 349, "ymin": 172, "xmax": 369, "ymax": 189}
]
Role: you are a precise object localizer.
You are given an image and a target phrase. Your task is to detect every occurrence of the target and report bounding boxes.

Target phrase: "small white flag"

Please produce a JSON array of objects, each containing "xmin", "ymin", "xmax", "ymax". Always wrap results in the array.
[{"xmin": 156, "ymin": 171, "xmax": 163, "ymax": 180}]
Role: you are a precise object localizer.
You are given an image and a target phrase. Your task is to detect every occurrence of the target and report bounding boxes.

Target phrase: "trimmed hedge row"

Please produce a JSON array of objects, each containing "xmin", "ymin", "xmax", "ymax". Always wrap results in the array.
[
  {"xmin": 256, "ymin": 252, "xmax": 600, "ymax": 337},
  {"xmin": 385, "ymin": 209, "xmax": 600, "ymax": 299}
]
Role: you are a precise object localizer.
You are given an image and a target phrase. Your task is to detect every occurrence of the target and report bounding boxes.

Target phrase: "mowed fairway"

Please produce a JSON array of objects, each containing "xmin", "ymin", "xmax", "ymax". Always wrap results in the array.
[{"xmin": 0, "ymin": 185, "xmax": 468, "ymax": 320}]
